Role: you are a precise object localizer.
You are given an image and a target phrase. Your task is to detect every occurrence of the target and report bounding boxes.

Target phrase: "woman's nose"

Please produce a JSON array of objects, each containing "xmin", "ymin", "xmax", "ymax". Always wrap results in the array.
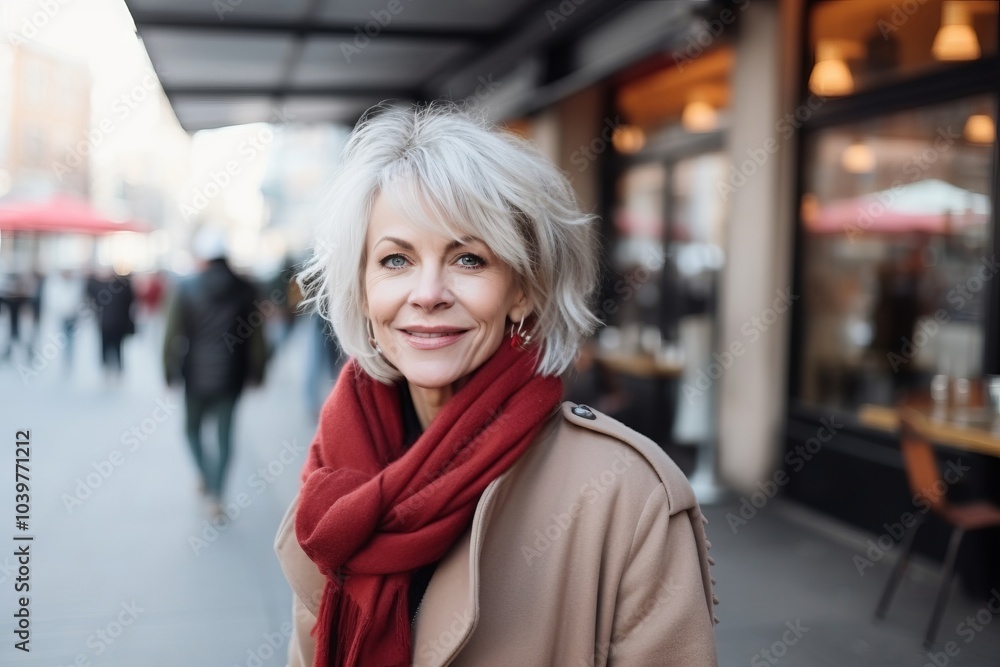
[{"xmin": 407, "ymin": 266, "xmax": 453, "ymax": 310}]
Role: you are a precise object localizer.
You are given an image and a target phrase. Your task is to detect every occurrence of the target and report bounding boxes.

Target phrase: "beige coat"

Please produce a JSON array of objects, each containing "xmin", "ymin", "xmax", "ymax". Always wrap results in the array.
[{"xmin": 274, "ymin": 402, "xmax": 718, "ymax": 666}]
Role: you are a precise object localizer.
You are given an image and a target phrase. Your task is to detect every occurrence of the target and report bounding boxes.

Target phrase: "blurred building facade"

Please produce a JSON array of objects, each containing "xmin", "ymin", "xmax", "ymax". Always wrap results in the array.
[
  {"xmin": 437, "ymin": 0, "xmax": 1000, "ymax": 581},
  {"xmin": 0, "ymin": 20, "xmax": 196, "ymax": 276},
  {"xmin": 0, "ymin": 38, "xmax": 91, "ymax": 278},
  {"xmin": 0, "ymin": 40, "xmax": 91, "ymax": 200}
]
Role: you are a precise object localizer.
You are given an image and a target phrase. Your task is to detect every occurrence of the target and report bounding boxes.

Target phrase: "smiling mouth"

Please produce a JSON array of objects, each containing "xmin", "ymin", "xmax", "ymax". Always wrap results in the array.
[
  {"xmin": 399, "ymin": 329, "xmax": 469, "ymax": 349},
  {"xmin": 404, "ymin": 330, "xmax": 467, "ymax": 338}
]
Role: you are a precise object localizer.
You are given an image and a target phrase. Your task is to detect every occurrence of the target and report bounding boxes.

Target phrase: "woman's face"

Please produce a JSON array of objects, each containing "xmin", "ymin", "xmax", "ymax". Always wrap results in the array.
[{"xmin": 363, "ymin": 192, "xmax": 530, "ymax": 390}]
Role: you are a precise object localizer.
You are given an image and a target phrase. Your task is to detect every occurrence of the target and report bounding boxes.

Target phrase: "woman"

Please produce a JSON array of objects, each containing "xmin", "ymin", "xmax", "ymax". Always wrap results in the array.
[{"xmin": 275, "ymin": 104, "xmax": 718, "ymax": 666}]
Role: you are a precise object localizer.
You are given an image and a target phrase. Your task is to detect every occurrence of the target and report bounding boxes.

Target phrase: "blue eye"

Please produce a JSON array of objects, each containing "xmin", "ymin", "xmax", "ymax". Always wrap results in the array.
[
  {"xmin": 380, "ymin": 254, "xmax": 408, "ymax": 269},
  {"xmin": 458, "ymin": 254, "xmax": 486, "ymax": 268}
]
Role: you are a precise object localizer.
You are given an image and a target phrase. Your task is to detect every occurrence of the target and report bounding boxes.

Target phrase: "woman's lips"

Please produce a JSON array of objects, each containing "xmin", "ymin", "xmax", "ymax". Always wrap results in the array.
[{"xmin": 399, "ymin": 329, "xmax": 468, "ymax": 350}]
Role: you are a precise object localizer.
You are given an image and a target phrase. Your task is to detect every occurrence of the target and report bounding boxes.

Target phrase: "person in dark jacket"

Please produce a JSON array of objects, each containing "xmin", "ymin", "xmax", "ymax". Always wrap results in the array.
[
  {"xmin": 86, "ymin": 269, "xmax": 135, "ymax": 381},
  {"xmin": 163, "ymin": 228, "xmax": 267, "ymax": 514}
]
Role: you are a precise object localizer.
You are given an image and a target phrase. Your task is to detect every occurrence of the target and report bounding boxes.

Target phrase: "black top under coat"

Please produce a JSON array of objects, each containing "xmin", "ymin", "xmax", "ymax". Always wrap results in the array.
[{"xmin": 401, "ymin": 382, "xmax": 438, "ymax": 625}]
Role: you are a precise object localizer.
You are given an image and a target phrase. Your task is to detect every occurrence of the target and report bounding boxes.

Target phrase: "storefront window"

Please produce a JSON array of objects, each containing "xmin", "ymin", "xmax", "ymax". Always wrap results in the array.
[
  {"xmin": 667, "ymin": 153, "xmax": 728, "ymax": 339},
  {"xmin": 607, "ymin": 153, "xmax": 729, "ymax": 346},
  {"xmin": 604, "ymin": 153, "xmax": 728, "ymax": 447},
  {"xmin": 797, "ymin": 94, "xmax": 996, "ymax": 412},
  {"xmin": 808, "ymin": 0, "xmax": 998, "ymax": 97},
  {"xmin": 608, "ymin": 162, "xmax": 667, "ymax": 351}
]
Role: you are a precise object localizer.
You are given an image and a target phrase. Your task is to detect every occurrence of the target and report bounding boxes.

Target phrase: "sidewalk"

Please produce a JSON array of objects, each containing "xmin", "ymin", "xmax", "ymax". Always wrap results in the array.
[
  {"xmin": 707, "ymin": 498, "xmax": 1000, "ymax": 666},
  {"xmin": 0, "ymin": 315, "xmax": 318, "ymax": 666}
]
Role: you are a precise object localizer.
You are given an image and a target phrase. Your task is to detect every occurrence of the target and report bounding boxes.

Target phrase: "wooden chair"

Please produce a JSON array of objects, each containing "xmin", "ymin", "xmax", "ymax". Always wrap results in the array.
[{"xmin": 875, "ymin": 409, "xmax": 1000, "ymax": 647}]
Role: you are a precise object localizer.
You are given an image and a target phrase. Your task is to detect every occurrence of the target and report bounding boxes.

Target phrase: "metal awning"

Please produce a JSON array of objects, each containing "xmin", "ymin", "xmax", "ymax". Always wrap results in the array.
[{"xmin": 124, "ymin": 0, "xmax": 708, "ymax": 132}]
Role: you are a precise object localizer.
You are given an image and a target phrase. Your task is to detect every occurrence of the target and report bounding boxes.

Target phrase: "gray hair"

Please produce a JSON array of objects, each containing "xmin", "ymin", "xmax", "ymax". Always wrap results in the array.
[{"xmin": 300, "ymin": 103, "xmax": 602, "ymax": 384}]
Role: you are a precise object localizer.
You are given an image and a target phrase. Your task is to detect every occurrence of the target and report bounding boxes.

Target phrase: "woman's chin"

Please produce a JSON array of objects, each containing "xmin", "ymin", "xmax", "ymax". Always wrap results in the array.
[
  {"xmin": 395, "ymin": 363, "xmax": 467, "ymax": 391},
  {"xmin": 388, "ymin": 339, "xmax": 498, "ymax": 391}
]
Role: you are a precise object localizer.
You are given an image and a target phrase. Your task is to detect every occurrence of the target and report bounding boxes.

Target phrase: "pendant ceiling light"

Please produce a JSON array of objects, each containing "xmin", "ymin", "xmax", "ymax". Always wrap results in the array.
[
  {"xmin": 932, "ymin": 2, "xmax": 981, "ymax": 61},
  {"xmin": 681, "ymin": 100, "xmax": 718, "ymax": 133},
  {"xmin": 963, "ymin": 114, "xmax": 995, "ymax": 145},
  {"xmin": 612, "ymin": 125, "xmax": 646, "ymax": 154},
  {"xmin": 809, "ymin": 41, "xmax": 853, "ymax": 96},
  {"xmin": 841, "ymin": 140, "xmax": 876, "ymax": 174}
]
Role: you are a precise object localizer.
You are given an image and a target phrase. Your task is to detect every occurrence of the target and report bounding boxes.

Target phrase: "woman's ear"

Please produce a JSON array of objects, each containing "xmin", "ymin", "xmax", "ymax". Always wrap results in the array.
[{"xmin": 507, "ymin": 285, "xmax": 533, "ymax": 324}]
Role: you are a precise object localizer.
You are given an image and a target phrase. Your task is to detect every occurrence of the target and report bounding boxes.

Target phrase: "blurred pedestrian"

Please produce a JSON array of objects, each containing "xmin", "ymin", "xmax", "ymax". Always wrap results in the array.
[
  {"xmin": 162, "ymin": 227, "xmax": 267, "ymax": 516},
  {"xmin": 86, "ymin": 269, "xmax": 135, "ymax": 382},
  {"xmin": 45, "ymin": 269, "xmax": 84, "ymax": 372},
  {"xmin": 136, "ymin": 269, "xmax": 168, "ymax": 345},
  {"xmin": 266, "ymin": 256, "xmax": 302, "ymax": 356},
  {"xmin": 274, "ymin": 105, "xmax": 717, "ymax": 666},
  {"xmin": 304, "ymin": 309, "xmax": 344, "ymax": 419},
  {"xmin": 138, "ymin": 269, "xmax": 166, "ymax": 315},
  {"xmin": 1, "ymin": 271, "xmax": 43, "ymax": 364}
]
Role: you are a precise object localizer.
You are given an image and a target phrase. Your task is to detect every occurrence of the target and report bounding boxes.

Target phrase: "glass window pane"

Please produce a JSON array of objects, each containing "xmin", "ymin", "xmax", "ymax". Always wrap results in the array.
[
  {"xmin": 797, "ymin": 94, "xmax": 996, "ymax": 412},
  {"xmin": 609, "ymin": 162, "xmax": 667, "ymax": 350},
  {"xmin": 667, "ymin": 153, "xmax": 728, "ymax": 338},
  {"xmin": 809, "ymin": 0, "xmax": 998, "ymax": 97}
]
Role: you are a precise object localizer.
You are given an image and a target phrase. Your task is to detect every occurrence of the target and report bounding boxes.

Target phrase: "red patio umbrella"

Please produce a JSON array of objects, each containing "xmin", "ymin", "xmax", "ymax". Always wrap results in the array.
[
  {"xmin": 806, "ymin": 179, "xmax": 990, "ymax": 236},
  {"xmin": 0, "ymin": 196, "xmax": 147, "ymax": 235}
]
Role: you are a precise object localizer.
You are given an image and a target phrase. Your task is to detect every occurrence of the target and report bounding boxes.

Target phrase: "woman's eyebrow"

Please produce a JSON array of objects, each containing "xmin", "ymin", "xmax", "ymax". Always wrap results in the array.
[
  {"xmin": 445, "ymin": 236, "xmax": 484, "ymax": 253},
  {"xmin": 374, "ymin": 236, "xmax": 483, "ymax": 253},
  {"xmin": 375, "ymin": 236, "xmax": 416, "ymax": 251}
]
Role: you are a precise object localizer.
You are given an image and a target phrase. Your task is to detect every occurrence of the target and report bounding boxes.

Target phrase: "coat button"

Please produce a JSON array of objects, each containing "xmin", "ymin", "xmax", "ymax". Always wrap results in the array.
[{"xmin": 572, "ymin": 405, "xmax": 596, "ymax": 420}]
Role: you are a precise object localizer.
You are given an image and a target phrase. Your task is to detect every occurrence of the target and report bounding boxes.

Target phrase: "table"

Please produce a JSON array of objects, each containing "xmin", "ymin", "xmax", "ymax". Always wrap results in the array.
[
  {"xmin": 858, "ymin": 388, "xmax": 1000, "ymax": 458},
  {"xmin": 594, "ymin": 351, "xmax": 684, "ymax": 380}
]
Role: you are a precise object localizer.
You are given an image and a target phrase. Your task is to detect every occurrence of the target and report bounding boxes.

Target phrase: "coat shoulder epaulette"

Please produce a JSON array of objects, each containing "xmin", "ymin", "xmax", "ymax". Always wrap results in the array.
[
  {"xmin": 560, "ymin": 401, "xmax": 719, "ymax": 624},
  {"xmin": 560, "ymin": 401, "xmax": 696, "ymax": 514}
]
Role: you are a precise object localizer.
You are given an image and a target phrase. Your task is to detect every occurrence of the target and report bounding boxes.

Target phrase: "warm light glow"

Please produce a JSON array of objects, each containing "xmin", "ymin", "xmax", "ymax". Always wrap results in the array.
[
  {"xmin": 800, "ymin": 193, "xmax": 820, "ymax": 224},
  {"xmin": 932, "ymin": 2, "xmax": 981, "ymax": 61},
  {"xmin": 841, "ymin": 141, "xmax": 875, "ymax": 174},
  {"xmin": 808, "ymin": 41, "xmax": 853, "ymax": 96},
  {"xmin": 681, "ymin": 101, "xmax": 718, "ymax": 133},
  {"xmin": 964, "ymin": 114, "xmax": 995, "ymax": 145},
  {"xmin": 933, "ymin": 24, "xmax": 982, "ymax": 61},
  {"xmin": 612, "ymin": 125, "xmax": 646, "ymax": 154}
]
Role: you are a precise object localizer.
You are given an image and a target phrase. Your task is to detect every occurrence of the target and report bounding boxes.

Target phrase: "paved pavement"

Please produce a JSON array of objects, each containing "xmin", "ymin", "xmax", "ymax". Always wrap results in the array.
[
  {"xmin": 1, "ymin": 310, "xmax": 998, "ymax": 666},
  {"xmin": 0, "ymin": 314, "xmax": 319, "ymax": 666},
  {"xmin": 706, "ymin": 500, "xmax": 1000, "ymax": 666}
]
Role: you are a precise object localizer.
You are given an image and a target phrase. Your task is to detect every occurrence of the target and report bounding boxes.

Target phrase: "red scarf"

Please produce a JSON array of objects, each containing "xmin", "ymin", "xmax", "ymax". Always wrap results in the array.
[{"xmin": 295, "ymin": 340, "xmax": 562, "ymax": 666}]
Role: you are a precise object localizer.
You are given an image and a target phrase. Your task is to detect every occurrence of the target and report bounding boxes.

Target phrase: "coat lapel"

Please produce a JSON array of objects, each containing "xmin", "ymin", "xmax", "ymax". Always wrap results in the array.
[
  {"xmin": 274, "ymin": 493, "xmax": 327, "ymax": 616},
  {"xmin": 274, "ymin": 466, "xmax": 513, "ymax": 666}
]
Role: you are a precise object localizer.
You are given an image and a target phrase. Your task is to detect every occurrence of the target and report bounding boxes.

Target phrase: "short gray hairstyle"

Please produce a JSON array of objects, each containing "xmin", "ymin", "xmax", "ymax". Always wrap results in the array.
[{"xmin": 301, "ymin": 103, "xmax": 602, "ymax": 384}]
